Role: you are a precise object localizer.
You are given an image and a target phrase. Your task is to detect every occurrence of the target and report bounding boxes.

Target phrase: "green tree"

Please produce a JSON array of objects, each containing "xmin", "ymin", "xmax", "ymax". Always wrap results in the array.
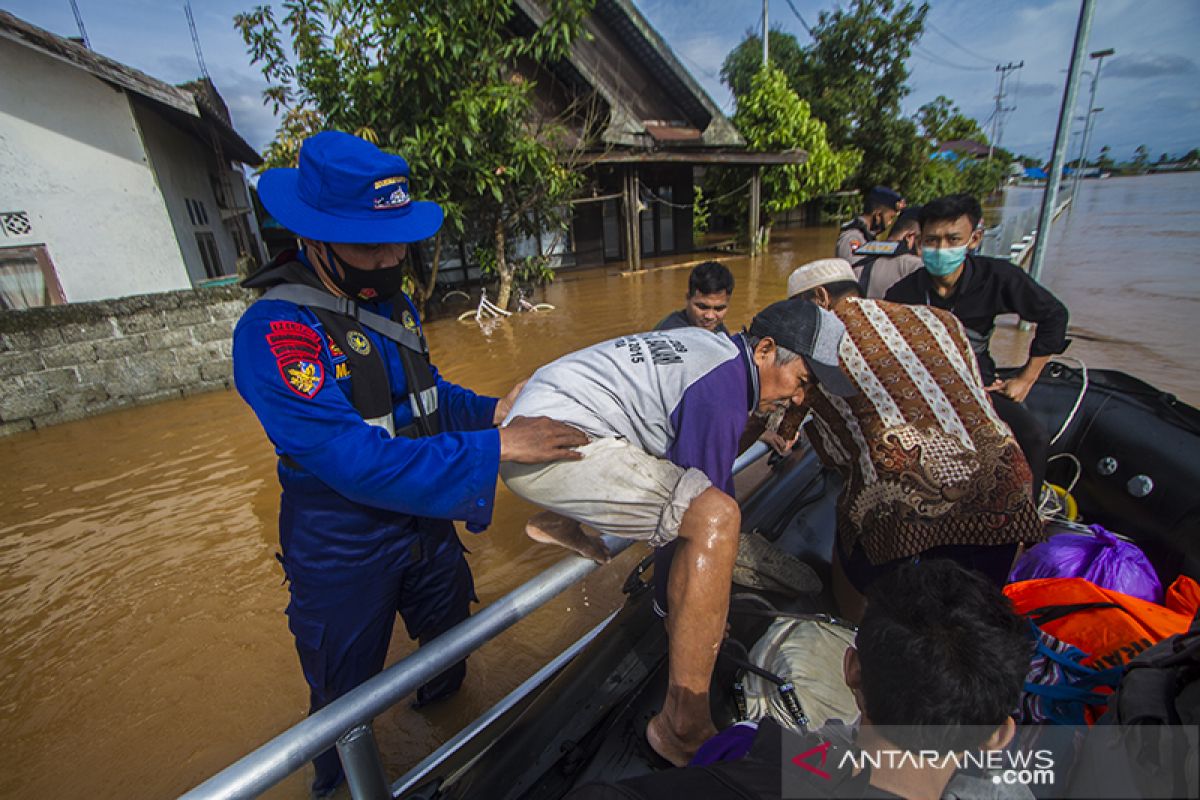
[
  {"xmin": 1132, "ymin": 144, "xmax": 1150, "ymax": 171},
  {"xmin": 915, "ymin": 95, "xmax": 987, "ymax": 144},
  {"xmin": 1098, "ymin": 145, "xmax": 1114, "ymax": 170},
  {"xmin": 719, "ymin": 29, "xmax": 807, "ymax": 100},
  {"xmin": 721, "ymin": 1, "xmax": 930, "ymax": 194},
  {"xmin": 908, "ymin": 154, "xmax": 1007, "ymax": 204},
  {"xmin": 730, "ymin": 65, "xmax": 860, "ymax": 246},
  {"xmin": 236, "ymin": 0, "xmax": 595, "ymax": 310}
]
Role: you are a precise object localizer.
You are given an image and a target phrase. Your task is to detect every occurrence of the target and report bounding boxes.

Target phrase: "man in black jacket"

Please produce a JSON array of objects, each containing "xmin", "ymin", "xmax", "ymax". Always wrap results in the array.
[{"xmin": 885, "ymin": 194, "xmax": 1069, "ymax": 492}]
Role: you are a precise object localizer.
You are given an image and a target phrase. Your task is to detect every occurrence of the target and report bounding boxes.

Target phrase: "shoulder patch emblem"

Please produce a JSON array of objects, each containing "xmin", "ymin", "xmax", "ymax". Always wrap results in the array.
[
  {"xmin": 267, "ymin": 321, "xmax": 325, "ymax": 399},
  {"xmin": 401, "ymin": 310, "xmax": 417, "ymax": 332},
  {"xmin": 327, "ymin": 335, "xmax": 346, "ymax": 361},
  {"xmin": 346, "ymin": 330, "xmax": 371, "ymax": 355},
  {"xmin": 849, "ymin": 239, "xmax": 864, "ymax": 253}
]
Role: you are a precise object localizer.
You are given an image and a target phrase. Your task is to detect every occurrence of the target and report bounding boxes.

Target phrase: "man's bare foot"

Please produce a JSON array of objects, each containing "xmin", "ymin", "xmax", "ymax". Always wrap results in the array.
[
  {"xmin": 525, "ymin": 511, "xmax": 611, "ymax": 564},
  {"xmin": 646, "ymin": 712, "xmax": 717, "ymax": 768}
]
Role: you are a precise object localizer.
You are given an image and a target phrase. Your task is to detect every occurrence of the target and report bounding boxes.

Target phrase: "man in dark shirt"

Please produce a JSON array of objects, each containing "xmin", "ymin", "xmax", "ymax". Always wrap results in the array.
[
  {"xmin": 885, "ymin": 193, "xmax": 1069, "ymax": 492},
  {"xmin": 655, "ymin": 260, "xmax": 734, "ymax": 333}
]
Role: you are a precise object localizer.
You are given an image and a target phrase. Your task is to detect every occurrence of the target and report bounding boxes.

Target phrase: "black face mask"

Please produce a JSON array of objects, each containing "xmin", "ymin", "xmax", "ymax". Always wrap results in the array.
[
  {"xmin": 322, "ymin": 243, "xmax": 406, "ymax": 303},
  {"xmin": 868, "ymin": 213, "xmax": 887, "ymax": 234}
]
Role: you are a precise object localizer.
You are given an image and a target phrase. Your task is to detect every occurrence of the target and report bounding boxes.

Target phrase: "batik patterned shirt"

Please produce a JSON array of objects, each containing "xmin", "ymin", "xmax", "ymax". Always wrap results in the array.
[{"xmin": 803, "ymin": 297, "xmax": 1042, "ymax": 564}]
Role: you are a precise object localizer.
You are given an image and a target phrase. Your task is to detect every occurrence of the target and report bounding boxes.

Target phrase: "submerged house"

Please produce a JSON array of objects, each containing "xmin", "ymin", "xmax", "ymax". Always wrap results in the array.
[
  {"xmin": 0, "ymin": 11, "xmax": 265, "ymax": 308},
  {"xmin": 426, "ymin": 0, "xmax": 804, "ymax": 285}
]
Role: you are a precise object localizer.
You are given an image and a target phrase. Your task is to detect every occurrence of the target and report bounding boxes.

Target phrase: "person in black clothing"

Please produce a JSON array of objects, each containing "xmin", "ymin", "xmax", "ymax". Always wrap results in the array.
[
  {"xmin": 566, "ymin": 561, "xmax": 1033, "ymax": 800},
  {"xmin": 885, "ymin": 194, "xmax": 1069, "ymax": 493},
  {"xmin": 655, "ymin": 260, "xmax": 735, "ymax": 333},
  {"xmin": 835, "ymin": 186, "xmax": 903, "ymax": 262}
]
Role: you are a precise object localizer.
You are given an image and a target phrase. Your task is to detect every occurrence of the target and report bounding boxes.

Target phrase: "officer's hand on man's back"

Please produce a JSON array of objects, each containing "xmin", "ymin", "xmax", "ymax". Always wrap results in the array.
[{"xmin": 500, "ymin": 416, "xmax": 588, "ymax": 463}]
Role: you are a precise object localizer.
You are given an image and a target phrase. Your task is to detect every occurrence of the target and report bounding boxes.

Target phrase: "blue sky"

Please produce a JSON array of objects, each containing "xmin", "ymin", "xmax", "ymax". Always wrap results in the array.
[{"xmin": 7, "ymin": 0, "xmax": 1198, "ymax": 164}]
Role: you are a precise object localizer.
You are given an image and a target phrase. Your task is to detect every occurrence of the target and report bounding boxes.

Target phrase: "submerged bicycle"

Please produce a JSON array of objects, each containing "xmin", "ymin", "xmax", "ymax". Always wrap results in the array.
[{"xmin": 456, "ymin": 287, "xmax": 554, "ymax": 323}]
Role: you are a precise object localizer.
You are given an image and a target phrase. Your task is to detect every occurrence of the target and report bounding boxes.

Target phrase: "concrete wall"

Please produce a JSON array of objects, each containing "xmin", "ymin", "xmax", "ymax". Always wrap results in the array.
[
  {"xmin": 0, "ymin": 38, "xmax": 191, "ymax": 301},
  {"xmin": 134, "ymin": 104, "xmax": 239, "ymax": 284},
  {"xmin": 0, "ymin": 287, "xmax": 252, "ymax": 437}
]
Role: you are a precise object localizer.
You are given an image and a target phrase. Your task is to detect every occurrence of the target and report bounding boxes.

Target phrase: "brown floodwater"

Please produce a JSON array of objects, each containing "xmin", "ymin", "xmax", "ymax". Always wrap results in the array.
[{"xmin": 0, "ymin": 173, "xmax": 1197, "ymax": 798}]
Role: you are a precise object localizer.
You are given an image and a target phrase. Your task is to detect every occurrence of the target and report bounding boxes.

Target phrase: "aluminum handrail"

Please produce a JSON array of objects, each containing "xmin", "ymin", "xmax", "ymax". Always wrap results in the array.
[{"xmin": 180, "ymin": 442, "xmax": 770, "ymax": 799}]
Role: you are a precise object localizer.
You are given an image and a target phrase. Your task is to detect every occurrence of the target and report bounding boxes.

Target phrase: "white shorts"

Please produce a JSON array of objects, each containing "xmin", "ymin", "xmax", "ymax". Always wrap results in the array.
[{"xmin": 499, "ymin": 437, "xmax": 713, "ymax": 547}]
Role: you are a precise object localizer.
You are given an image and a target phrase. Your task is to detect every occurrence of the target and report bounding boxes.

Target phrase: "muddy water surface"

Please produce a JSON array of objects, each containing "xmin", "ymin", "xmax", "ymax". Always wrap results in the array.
[{"xmin": 1, "ymin": 174, "xmax": 1197, "ymax": 798}]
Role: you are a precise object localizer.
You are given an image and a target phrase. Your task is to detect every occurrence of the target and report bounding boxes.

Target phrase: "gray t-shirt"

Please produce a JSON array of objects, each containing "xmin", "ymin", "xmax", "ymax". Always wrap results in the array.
[
  {"xmin": 836, "ymin": 223, "xmax": 873, "ymax": 261},
  {"xmin": 856, "ymin": 252, "xmax": 923, "ymax": 299},
  {"xmin": 506, "ymin": 329, "xmax": 753, "ymax": 478}
]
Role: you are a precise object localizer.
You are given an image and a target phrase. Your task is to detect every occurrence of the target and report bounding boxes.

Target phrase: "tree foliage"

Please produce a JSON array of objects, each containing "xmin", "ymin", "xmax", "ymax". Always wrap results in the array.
[
  {"xmin": 734, "ymin": 66, "xmax": 860, "ymax": 222},
  {"xmin": 907, "ymin": 154, "xmax": 1007, "ymax": 205},
  {"xmin": 915, "ymin": 95, "xmax": 987, "ymax": 144},
  {"xmin": 725, "ymin": 0, "xmax": 929, "ymax": 193},
  {"xmin": 719, "ymin": 1, "xmax": 1014, "ymax": 205},
  {"xmin": 235, "ymin": 0, "xmax": 596, "ymax": 309}
]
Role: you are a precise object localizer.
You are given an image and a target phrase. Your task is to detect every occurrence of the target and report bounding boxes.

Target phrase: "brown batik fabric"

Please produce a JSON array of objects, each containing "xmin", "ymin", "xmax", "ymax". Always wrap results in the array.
[{"xmin": 804, "ymin": 298, "xmax": 1043, "ymax": 565}]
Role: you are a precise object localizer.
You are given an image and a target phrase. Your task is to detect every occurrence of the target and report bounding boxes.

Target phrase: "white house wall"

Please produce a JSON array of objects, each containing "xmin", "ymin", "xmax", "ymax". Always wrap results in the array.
[
  {"xmin": 0, "ymin": 38, "xmax": 191, "ymax": 302},
  {"xmin": 133, "ymin": 105, "xmax": 239, "ymax": 283}
]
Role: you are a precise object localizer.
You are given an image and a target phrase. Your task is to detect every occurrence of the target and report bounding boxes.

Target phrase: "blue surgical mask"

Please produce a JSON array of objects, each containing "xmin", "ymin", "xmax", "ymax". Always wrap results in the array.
[{"xmin": 922, "ymin": 245, "xmax": 967, "ymax": 277}]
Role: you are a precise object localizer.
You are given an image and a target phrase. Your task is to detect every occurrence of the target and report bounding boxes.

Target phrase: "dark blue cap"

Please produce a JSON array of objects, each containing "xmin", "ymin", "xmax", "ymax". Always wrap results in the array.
[
  {"xmin": 867, "ymin": 186, "xmax": 903, "ymax": 209},
  {"xmin": 257, "ymin": 131, "xmax": 444, "ymax": 244}
]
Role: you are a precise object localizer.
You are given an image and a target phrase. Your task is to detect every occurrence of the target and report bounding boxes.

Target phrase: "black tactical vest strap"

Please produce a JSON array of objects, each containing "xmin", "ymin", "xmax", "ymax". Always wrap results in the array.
[{"xmin": 251, "ymin": 260, "xmax": 440, "ymax": 438}]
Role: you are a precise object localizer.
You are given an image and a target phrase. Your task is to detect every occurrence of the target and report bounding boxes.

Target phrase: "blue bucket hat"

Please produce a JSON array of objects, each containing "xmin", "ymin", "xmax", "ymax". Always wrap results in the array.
[{"xmin": 256, "ymin": 131, "xmax": 444, "ymax": 244}]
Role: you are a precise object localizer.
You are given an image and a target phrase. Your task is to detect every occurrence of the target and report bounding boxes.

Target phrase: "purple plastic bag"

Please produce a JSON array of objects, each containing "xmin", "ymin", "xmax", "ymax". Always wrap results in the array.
[{"xmin": 1008, "ymin": 525, "xmax": 1163, "ymax": 603}]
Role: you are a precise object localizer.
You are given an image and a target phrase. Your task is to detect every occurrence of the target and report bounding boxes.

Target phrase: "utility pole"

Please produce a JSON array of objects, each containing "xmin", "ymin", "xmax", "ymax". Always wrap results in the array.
[
  {"xmin": 1029, "ymin": 0, "xmax": 1096, "ymax": 285},
  {"xmin": 988, "ymin": 62, "xmax": 1023, "ymax": 162},
  {"xmin": 1071, "ymin": 47, "xmax": 1115, "ymax": 203},
  {"xmin": 762, "ymin": 0, "xmax": 769, "ymax": 66}
]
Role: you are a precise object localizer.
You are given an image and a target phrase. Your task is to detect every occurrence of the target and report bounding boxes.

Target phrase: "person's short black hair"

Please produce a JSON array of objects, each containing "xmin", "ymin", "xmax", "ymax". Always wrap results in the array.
[
  {"xmin": 920, "ymin": 194, "xmax": 983, "ymax": 231},
  {"xmin": 688, "ymin": 261, "xmax": 734, "ymax": 297},
  {"xmin": 856, "ymin": 560, "xmax": 1031, "ymax": 753},
  {"xmin": 891, "ymin": 207, "xmax": 922, "ymax": 237},
  {"xmin": 796, "ymin": 280, "xmax": 860, "ymax": 304}
]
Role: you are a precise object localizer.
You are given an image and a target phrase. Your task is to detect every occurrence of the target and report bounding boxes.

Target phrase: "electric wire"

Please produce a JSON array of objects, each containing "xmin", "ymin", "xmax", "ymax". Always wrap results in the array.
[
  {"xmin": 783, "ymin": 0, "xmax": 814, "ymax": 36},
  {"xmin": 924, "ymin": 19, "xmax": 999, "ymax": 65},
  {"xmin": 912, "ymin": 45, "xmax": 994, "ymax": 73}
]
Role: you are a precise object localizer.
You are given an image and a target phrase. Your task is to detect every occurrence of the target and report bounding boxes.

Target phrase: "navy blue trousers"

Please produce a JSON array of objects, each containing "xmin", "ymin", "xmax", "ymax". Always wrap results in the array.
[{"xmin": 284, "ymin": 523, "xmax": 475, "ymax": 795}]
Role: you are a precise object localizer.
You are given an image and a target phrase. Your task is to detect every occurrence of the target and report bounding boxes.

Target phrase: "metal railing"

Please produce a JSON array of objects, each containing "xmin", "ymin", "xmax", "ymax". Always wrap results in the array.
[
  {"xmin": 979, "ymin": 198, "xmax": 1072, "ymax": 266},
  {"xmin": 181, "ymin": 441, "xmax": 771, "ymax": 799}
]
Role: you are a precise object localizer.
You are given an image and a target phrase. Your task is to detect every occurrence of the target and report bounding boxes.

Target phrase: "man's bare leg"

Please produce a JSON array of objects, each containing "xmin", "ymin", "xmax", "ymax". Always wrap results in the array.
[
  {"xmin": 525, "ymin": 510, "xmax": 611, "ymax": 564},
  {"xmin": 646, "ymin": 487, "xmax": 740, "ymax": 766}
]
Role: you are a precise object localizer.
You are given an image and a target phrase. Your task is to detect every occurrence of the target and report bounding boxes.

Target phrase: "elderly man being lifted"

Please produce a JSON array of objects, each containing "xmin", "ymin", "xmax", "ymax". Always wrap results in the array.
[{"xmin": 500, "ymin": 300, "xmax": 855, "ymax": 766}]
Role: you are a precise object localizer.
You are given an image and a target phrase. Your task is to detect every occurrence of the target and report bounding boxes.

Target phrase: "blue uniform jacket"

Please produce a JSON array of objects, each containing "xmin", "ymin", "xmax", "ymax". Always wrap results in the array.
[{"xmin": 233, "ymin": 284, "xmax": 500, "ymax": 585}]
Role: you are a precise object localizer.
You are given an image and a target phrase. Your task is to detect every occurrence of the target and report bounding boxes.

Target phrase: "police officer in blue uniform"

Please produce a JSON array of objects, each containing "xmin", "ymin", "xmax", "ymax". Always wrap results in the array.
[{"xmin": 233, "ymin": 131, "xmax": 586, "ymax": 797}]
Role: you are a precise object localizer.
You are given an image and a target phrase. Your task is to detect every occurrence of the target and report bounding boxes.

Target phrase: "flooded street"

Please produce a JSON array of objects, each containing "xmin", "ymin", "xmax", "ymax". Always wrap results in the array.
[{"xmin": 1, "ymin": 173, "xmax": 1197, "ymax": 798}]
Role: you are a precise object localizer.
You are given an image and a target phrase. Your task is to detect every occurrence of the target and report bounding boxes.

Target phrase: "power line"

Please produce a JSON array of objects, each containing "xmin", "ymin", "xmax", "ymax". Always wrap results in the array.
[
  {"xmin": 911, "ymin": 45, "xmax": 993, "ymax": 72},
  {"xmin": 924, "ymin": 19, "xmax": 997, "ymax": 65},
  {"xmin": 183, "ymin": 1, "xmax": 210, "ymax": 80},
  {"xmin": 783, "ymin": 0, "xmax": 814, "ymax": 36},
  {"xmin": 68, "ymin": 0, "xmax": 90, "ymax": 48}
]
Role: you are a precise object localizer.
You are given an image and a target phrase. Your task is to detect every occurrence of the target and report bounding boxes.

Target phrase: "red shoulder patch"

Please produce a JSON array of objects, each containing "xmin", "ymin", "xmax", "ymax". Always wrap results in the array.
[
  {"xmin": 848, "ymin": 239, "xmax": 863, "ymax": 253},
  {"xmin": 267, "ymin": 321, "xmax": 325, "ymax": 398}
]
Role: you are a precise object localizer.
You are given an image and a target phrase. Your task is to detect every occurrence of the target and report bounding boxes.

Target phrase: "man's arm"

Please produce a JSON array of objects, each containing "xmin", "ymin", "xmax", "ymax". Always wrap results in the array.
[
  {"xmin": 665, "ymin": 358, "xmax": 750, "ymax": 495},
  {"xmin": 990, "ymin": 262, "xmax": 1069, "ymax": 402},
  {"xmin": 235, "ymin": 307, "xmax": 583, "ymax": 530}
]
